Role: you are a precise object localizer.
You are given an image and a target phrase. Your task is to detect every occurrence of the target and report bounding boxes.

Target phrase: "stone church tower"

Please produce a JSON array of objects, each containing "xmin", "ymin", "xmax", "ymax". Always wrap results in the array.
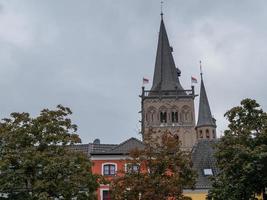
[{"xmin": 140, "ymin": 15, "xmax": 197, "ymax": 150}]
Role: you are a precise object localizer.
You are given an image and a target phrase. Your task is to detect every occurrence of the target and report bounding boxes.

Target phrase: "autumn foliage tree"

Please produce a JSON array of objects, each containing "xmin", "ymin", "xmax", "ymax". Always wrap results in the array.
[
  {"xmin": 110, "ymin": 131, "xmax": 197, "ymax": 200},
  {"xmin": 207, "ymin": 99, "xmax": 267, "ymax": 200},
  {"xmin": 0, "ymin": 105, "xmax": 99, "ymax": 200}
]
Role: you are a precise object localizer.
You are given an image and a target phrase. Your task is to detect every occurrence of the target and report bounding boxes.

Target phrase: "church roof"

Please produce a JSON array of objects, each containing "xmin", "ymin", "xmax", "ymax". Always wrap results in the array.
[
  {"xmin": 151, "ymin": 17, "xmax": 183, "ymax": 92},
  {"xmin": 191, "ymin": 139, "xmax": 218, "ymax": 189},
  {"xmin": 197, "ymin": 74, "xmax": 216, "ymax": 128}
]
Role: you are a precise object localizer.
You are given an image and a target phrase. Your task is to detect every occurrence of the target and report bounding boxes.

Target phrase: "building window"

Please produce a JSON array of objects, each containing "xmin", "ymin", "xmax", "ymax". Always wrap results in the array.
[
  {"xmin": 102, "ymin": 190, "xmax": 111, "ymax": 200},
  {"xmin": 125, "ymin": 163, "xmax": 139, "ymax": 173},
  {"xmin": 203, "ymin": 168, "xmax": 213, "ymax": 176},
  {"xmin": 181, "ymin": 106, "xmax": 192, "ymax": 123},
  {"xmin": 199, "ymin": 130, "xmax": 203, "ymax": 138},
  {"xmin": 171, "ymin": 112, "xmax": 178, "ymax": 123},
  {"xmin": 160, "ymin": 112, "xmax": 167, "ymax": 123},
  {"xmin": 212, "ymin": 130, "xmax": 216, "ymax": 138},
  {"xmin": 206, "ymin": 129, "xmax": 210, "ymax": 139},
  {"xmin": 102, "ymin": 163, "xmax": 116, "ymax": 176}
]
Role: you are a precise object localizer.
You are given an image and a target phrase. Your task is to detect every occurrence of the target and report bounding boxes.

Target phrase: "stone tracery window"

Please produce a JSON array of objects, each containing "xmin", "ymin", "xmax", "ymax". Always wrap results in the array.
[
  {"xmin": 146, "ymin": 106, "xmax": 156, "ymax": 124},
  {"xmin": 171, "ymin": 107, "xmax": 178, "ymax": 123},
  {"xmin": 159, "ymin": 106, "xmax": 167, "ymax": 123},
  {"xmin": 160, "ymin": 112, "xmax": 167, "ymax": 123},
  {"xmin": 180, "ymin": 106, "xmax": 192, "ymax": 123}
]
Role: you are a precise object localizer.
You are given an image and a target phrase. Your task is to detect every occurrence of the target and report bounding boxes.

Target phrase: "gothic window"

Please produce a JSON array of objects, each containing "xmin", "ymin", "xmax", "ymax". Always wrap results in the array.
[
  {"xmin": 181, "ymin": 106, "xmax": 192, "ymax": 123},
  {"xmin": 160, "ymin": 112, "xmax": 167, "ymax": 123},
  {"xmin": 171, "ymin": 112, "xmax": 178, "ymax": 123},
  {"xmin": 206, "ymin": 129, "xmax": 210, "ymax": 139},
  {"xmin": 159, "ymin": 106, "xmax": 167, "ymax": 123},
  {"xmin": 199, "ymin": 130, "xmax": 203, "ymax": 138},
  {"xmin": 147, "ymin": 107, "xmax": 156, "ymax": 124}
]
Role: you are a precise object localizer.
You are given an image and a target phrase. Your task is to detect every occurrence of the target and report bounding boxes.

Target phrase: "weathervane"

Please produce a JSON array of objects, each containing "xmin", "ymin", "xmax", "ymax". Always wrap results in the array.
[
  {"xmin": 200, "ymin": 60, "xmax": 203, "ymax": 78},
  {"xmin": 160, "ymin": 1, "xmax": 164, "ymax": 18}
]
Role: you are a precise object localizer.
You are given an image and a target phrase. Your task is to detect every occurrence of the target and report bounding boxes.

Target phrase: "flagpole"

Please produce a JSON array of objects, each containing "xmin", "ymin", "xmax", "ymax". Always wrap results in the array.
[{"xmin": 200, "ymin": 60, "xmax": 203, "ymax": 79}]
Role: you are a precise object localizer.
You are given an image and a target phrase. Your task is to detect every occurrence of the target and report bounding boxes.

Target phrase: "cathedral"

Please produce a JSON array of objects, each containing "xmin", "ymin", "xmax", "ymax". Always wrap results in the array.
[
  {"xmin": 73, "ymin": 14, "xmax": 217, "ymax": 200},
  {"xmin": 141, "ymin": 14, "xmax": 216, "ymax": 150}
]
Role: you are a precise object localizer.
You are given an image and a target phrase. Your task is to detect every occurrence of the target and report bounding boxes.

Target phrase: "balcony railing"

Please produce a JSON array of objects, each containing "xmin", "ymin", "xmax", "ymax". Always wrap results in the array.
[{"xmin": 140, "ymin": 86, "xmax": 196, "ymax": 99}]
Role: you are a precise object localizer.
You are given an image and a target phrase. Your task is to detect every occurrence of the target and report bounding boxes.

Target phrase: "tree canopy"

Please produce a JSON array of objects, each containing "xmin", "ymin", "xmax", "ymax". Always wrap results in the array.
[
  {"xmin": 207, "ymin": 99, "xmax": 267, "ymax": 200},
  {"xmin": 110, "ymin": 131, "xmax": 197, "ymax": 200},
  {"xmin": 0, "ymin": 105, "xmax": 99, "ymax": 200}
]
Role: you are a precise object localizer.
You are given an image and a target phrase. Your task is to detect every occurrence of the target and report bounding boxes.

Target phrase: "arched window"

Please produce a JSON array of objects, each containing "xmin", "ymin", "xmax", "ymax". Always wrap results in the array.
[
  {"xmin": 181, "ymin": 106, "xmax": 192, "ymax": 123},
  {"xmin": 171, "ymin": 112, "xmax": 178, "ymax": 123},
  {"xmin": 147, "ymin": 107, "xmax": 156, "ymax": 124},
  {"xmin": 199, "ymin": 130, "xmax": 203, "ymax": 139},
  {"xmin": 206, "ymin": 129, "xmax": 210, "ymax": 139},
  {"xmin": 159, "ymin": 106, "xmax": 167, "ymax": 123},
  {"xmin": 160, "ymin": 112, "xmax": 167, "ymax": 123},
  {"xmin": 102, "ymin": 163, "xmax": 117, "ymax": 176}
]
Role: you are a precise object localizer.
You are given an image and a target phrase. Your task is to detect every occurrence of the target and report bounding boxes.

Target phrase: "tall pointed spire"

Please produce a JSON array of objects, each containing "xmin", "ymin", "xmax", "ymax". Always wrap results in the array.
[
  {"xmin": 197, "ymin": 64, "xmax": 216, "ymax": 128},
  {"xmin": 151, "ymin": 16, "xmax": 183, "ymax": 91}
]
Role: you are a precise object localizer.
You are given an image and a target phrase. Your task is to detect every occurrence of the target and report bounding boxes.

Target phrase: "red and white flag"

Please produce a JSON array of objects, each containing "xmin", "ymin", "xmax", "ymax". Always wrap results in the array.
[
  {"xmin": 191, "ymin": 76, "xmax": 197, "ymax": 84},
  {"xmin": 143, "ymin": 77, "xmax": 149, "ymax": 84}
]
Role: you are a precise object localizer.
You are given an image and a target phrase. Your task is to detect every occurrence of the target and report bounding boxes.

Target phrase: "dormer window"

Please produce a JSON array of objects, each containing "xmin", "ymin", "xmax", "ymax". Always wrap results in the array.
[{"xmin": 203, "ymin": 168, "xmax": 213, "ymax": 176}]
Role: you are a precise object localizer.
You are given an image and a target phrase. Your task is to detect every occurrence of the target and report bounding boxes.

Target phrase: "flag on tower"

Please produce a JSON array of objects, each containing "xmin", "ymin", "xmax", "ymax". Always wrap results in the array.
[
  {"xmin": 191, "ymin": 76, "xmax": 197, "ymax": 84},
  {"xmin": 143, "ymin": 77, "xmax": 149, "ymax": 84}
]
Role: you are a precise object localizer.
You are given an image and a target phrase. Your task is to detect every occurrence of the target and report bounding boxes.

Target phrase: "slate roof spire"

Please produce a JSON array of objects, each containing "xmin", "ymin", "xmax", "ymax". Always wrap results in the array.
[
  {"xmin": 197, "ymin": 62, "xmax": 216, "ymax": 127},
  {"xmin": 151, "ymin": 15, "xmax": 183, "ymax": 91}
]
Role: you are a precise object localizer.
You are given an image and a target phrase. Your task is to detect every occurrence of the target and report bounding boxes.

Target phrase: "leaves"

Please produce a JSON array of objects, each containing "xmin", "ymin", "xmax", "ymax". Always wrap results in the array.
[
  {"xmin": 208, "ymin": 98, "xmax": 267, "ymax": 200},
  {"xmin": 110, "ymin": 131, "xmax": 196, "ymax": 200},
  {"xmin": 0, "ymin": 105, "xmax": 98, "ymax": 200}
]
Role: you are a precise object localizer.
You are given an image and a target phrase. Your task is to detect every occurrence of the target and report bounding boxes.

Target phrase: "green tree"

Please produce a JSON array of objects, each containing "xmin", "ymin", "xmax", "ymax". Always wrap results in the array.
[
  {"xmin": 0, "ymin": 105, "xmax": 99, "ymax": 200},
  {"xmin": 110, "ymin": 131, "xmax": 196, "ymax": 200},
  {"xmin": 207, "ymin": 99, "xmax": 267, "ymax": 200}
]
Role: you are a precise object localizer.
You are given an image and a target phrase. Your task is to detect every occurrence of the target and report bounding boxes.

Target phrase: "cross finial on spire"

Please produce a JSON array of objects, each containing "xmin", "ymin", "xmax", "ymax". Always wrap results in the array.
[
  {"xmin": 200, "ymin": 60, "xmax": 203, "ymax": 79},
  {"xmin": 160, "ymin": 1, "xmax": 164, "ymax": 19}
]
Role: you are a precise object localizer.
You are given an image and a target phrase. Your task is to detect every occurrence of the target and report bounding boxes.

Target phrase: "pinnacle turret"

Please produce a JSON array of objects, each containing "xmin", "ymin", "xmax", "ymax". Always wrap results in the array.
[{"xmin": 196, "ymin": 73, "xmax": 216, "ymax": 128}]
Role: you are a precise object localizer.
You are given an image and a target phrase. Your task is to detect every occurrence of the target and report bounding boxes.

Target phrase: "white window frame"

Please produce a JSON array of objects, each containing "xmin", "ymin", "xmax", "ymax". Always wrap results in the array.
[
  {"xmin": 100, "ymin": 188, "xmax": 110, "ymax": 200},
  {"xmin": 124, "ymin": 163, "xmax": 140, "ymax": 173},
  {"xmin": 102, "ymin": 162, "xmax": 117, "ymax": 176}
]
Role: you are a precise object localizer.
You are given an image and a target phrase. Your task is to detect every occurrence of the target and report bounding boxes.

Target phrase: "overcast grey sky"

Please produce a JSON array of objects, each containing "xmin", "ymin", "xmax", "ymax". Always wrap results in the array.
[{"xmin": 0, "ymin": 0, "xmax": 266, "ymax": 144}]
